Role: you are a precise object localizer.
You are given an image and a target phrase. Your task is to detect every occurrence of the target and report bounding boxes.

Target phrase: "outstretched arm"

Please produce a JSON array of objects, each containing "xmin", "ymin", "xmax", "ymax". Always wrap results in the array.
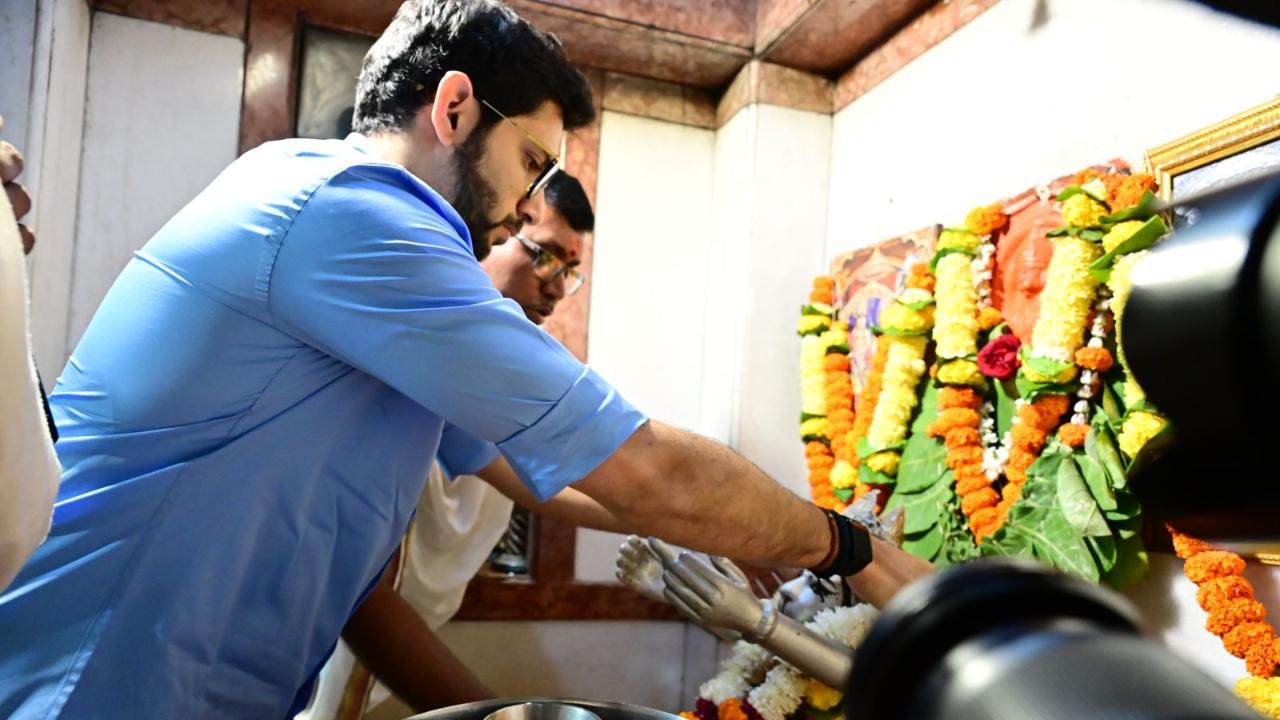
[
  {"xmin": 590, "ymin": 420, "xmax": 935, "ymax": 607},
  {"xmin": 575, "ymin": 420, "xmax": 831, "ymax": 569},
  {"xmin": 475, "ymin": 456, "xmax": 630, "ymax": 534}
]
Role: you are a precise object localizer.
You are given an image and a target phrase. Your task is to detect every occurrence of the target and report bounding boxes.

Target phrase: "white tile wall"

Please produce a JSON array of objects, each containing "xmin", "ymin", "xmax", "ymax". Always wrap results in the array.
[
  {"xmin": 20, "ymin": 0, "xmax": 91, "ymax": 381},
  {"xmin": 732, "ymin": 104, "xmax": 832, "ymax": 499},
  {"xmin": 825, "ymin": 0, "xmax": 1280, "ymax": 261},
  {"xmin": 577, "ymin": 110, "xmax": 717, "ymax": 584},
  {"xmin": 66, "ymin": 13, "xmax": 242, "ymax": 359},
  {"xmin": 0, "ymin": 0, "xmax": 39, "ymax": 150},
  {"xmin": 438, "ymin": 620, "xmax": 701, "ymax": 712}
]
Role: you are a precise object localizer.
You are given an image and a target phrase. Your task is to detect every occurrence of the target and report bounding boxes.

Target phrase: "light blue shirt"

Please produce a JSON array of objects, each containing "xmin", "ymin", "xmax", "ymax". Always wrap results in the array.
[{"xmin": 0, "ymin": 135, "xmax": 645, "ymax": 719}]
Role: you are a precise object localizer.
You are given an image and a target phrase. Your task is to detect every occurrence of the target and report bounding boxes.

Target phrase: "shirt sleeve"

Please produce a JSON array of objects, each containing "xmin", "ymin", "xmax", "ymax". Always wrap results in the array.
[
  {"xmin": 436, "ymin": 424, "xmax": 499, "ymax": 478},
  {"xmin": 267, "ymin": 164, "xmax": 646, "ymax": 500}
]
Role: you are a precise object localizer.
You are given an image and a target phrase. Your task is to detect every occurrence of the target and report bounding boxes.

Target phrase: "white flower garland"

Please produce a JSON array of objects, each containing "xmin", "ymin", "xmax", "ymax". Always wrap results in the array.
[
  {"xmin": 742, "ymin": 605, "xmax": 880, "ymax": 720},
  {"xmin": 699, "ymin": 642, "xmax": 773, "ymax": 704},
  {"xmin": 971, "ymin": 233, "xmax": 996, "ymax": 310},
  {"xmin": 1069, "ymin": 289, "xmax": 1112, "ymax": 427}
]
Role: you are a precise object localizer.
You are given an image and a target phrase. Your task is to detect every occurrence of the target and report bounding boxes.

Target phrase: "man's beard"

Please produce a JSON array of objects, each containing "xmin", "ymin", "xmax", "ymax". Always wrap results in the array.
[{"xmin": 450, "ymin": 134, "xmax": 501, "ymax": 261}]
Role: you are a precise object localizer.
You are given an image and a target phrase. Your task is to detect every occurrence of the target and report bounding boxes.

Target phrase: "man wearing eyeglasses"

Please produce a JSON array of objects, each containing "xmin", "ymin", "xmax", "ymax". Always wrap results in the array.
[
  {"xmin": 0, "ymin": 2, "xmax": 929, "ymax": 718},
  {"xmin": 302, "ymin": 173, "xmax": 624, "ymax": 719},
  {"xmin": 484, "ymin": 174, "xmax": 588, "ymax": 324}
]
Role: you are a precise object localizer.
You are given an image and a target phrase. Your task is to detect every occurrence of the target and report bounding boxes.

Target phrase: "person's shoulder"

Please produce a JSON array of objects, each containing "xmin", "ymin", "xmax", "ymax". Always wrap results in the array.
[{"xmin": 265, "ymin": 138, "xmax": 468, "ymax": 246}]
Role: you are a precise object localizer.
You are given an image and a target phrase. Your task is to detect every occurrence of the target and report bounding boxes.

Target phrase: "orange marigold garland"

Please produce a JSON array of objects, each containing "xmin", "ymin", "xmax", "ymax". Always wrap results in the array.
[
  {"xmin": 1170, "ymin": 526, "xmax": 1280, "ymax": 715},
  {"xmin": 718, "ymin": 699, "xmax": 749, "ymax": 720},
  {"xmin": 927, "ymin": 386, "xmax": 1001, "ymax": 540},
  {"xmin": 986, "ymin": 394, "xmax": 1068, "ymax": 530},
  {"xmin": 824, "ymin": 345, "xmax": 856, "ymax": 512},
  {"xmin": 798, "ymin": 276, "xmax": 855, "ymax": 511},
  {"xmin": 799, "ymin": 277, "xmax": 839, "ymax": 510}
]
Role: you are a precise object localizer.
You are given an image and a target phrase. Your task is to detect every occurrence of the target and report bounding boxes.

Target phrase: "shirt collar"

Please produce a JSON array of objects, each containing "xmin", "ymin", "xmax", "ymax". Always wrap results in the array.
[{"xmin": 344, "ymin": 132, "xmax": 374, "ymax": 155}]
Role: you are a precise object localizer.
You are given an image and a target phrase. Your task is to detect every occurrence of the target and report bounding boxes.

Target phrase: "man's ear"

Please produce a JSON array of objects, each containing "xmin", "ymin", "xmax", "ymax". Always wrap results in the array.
[{"xmin": 427, "ymin": 71, "xmax": 482, "ymax": 148}]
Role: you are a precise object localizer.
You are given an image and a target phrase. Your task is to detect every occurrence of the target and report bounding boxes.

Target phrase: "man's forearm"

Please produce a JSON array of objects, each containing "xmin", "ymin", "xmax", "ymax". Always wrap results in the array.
[
  {"xmin": 845, "ymin": 534, "xmax": 934, "ymax": 607},
  {"xmin": 478, "ymin": 457, "xmax": 630, "ymax": 533},
  {"xmin": 574, "ymin": 421, "xmax": 831, "ymax": 569},
  {"xmin": 343, "ymin": 581, "xmax": 494, "ymax": 711}
]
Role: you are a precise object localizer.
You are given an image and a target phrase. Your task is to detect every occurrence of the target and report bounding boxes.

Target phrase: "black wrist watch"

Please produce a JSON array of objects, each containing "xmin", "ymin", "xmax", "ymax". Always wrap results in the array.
[{"xmin": 813, "ymin": 509, "xmax": 873, "ymax": 577}]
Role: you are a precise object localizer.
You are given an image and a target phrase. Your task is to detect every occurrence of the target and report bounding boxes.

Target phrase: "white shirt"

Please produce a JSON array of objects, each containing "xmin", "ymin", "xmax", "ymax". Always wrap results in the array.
[{"xmin": 402, "ymin": 462, "xmax": 516, "ymax": 630}]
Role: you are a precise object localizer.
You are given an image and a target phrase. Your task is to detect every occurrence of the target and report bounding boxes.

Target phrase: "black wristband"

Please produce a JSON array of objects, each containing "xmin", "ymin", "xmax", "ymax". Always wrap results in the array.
[{"xmin": 812, "ymin": 509, "xmax": 873, "ymax": 577}]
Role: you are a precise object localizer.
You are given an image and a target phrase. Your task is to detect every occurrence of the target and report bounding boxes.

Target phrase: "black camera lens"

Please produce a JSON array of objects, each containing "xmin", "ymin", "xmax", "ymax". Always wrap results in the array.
[
  {"xmin": 1124, "ymin": 172, "xmax": 1280, "ymax": 552},
  {"xmin": 845, "ymin": 559, "xmax": 1258, "ymax": 720}
]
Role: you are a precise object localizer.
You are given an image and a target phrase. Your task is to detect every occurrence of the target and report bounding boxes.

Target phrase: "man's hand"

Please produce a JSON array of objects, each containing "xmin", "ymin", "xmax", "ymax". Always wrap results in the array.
[{"xmin": 0, "ymin": 116, "xmax": 35, "ymax": 255}]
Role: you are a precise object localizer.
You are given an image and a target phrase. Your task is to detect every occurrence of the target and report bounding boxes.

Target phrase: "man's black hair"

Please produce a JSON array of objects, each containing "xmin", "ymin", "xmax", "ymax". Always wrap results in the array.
[
  {"xmin": 353, "ymin": 0, "xmax": 595, "ymax": 135},
  {"xmin": 543, "ymin": 173, "xmax": 594, "ymax": 234}
]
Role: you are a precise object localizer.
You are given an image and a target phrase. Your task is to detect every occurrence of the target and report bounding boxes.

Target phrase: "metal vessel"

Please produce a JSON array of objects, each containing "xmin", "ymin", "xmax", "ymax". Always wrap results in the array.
[{"xmin": 408, "ymin": 698, "xmax": 684, "ymax": 720}]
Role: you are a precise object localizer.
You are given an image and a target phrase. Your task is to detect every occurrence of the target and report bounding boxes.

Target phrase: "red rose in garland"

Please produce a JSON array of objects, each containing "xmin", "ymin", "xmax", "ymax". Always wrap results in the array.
[{"xmin": 977, "ymin": 333, "xmax": 1021, "ymax": 380}]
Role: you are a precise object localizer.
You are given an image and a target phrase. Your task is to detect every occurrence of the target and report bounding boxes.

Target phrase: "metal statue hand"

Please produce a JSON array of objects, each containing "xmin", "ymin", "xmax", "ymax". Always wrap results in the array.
[
  {"xmin": 775, "ymin": 570, "xmax": 850, "ymax": 623},
  {"xmin": 844, "ymin": 489, "xmax": 905, "ymax": 547},
  {"xmin": 647, "ymin": 538, "xmax": 773, "ymax": 642},
  {"xmin": 649, "ymin": 541, "xmax": 854, "ymax": 688},
  {"xmin": 615, "ymin": 535, "xmax": 668, "ymax": 602},
  {"xmin": 616, "ymin": 536, "xmax": 743, "ymax": 641}
]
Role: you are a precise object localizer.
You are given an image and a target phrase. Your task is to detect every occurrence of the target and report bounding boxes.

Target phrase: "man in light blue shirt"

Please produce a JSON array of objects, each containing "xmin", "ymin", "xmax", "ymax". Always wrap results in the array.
[{"xmin": 0, "ymin": 2, "xmax": 921, "ymax": 718}]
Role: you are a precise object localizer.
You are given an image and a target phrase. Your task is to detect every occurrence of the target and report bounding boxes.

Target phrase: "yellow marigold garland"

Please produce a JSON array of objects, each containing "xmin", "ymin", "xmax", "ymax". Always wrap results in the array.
[
  {"xmin": 859, "ymin": 276, "xmax": 934, "ymax": 480},
  {"xmin": 803, "ymin": 678, "xmax": 842, "ymax": 711},
  {"xmin": 1107, "ymin": 250, "xmax": 1147, "ymax": 404},
  {"xmin": 850, "ymin": 335, "xmax": 892, "ymax": 502},
  {"xmin": 1117, "ymin": 410, "xmax": 1167, "ymax": 459},
  {"xmin": 1238, "ymin": 678, "xmax": 1280, "ymax": 719},
  {"xmin": 1105, "ymin": 248, "xmax": 1169, "ymax": 459},
  {"xmin": 1101, "ymin": 220, "xmax": 1145, "ymax": 254},
  {"xmin": 1061, "ymin": 189, "xmax": 1108, "ymax": 228},
  {"xmin": 1027, "ymin": 234, "xmax": 1103, "ymax": 366},
  {"xmin": 933, "ymin": 252, "xmax": 981, "ymax": 368},
  {"xmin": 799, "ymin": 335, "xmax": 827, "ymax": 417},
  {"xmin": 865, "ymin": 335, "xmax": 929, "ymax": 455}
]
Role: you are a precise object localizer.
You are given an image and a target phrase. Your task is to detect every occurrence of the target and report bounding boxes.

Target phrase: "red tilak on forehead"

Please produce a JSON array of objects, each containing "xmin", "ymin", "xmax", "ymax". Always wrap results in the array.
[{"xmin": 569, "ymin": 250, "xmax": 578, "ymax": 258}]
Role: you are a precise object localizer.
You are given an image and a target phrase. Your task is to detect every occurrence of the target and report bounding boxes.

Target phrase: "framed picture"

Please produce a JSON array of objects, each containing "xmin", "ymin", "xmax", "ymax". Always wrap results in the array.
[
  {"xmin": 1146, "ymin": 97, "xmax": 1280, "ymax": 221},
  {"xmin": 296, "ymin": 26, "xmax": 374, "ymax": 140},
  {"xmin": 829, "ymin": 226, "xmax": 938, "ymax": 391}
]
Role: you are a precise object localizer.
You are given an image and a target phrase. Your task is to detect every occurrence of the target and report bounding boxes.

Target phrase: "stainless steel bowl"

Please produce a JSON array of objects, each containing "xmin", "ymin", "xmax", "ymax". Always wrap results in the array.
[
  {"xmin": 483, "ymin": 702, "xmax": 600, "ymax": 720},
  {"xmin": 406, "ymin": 697, "xmax": 683, "ymax": 720}
]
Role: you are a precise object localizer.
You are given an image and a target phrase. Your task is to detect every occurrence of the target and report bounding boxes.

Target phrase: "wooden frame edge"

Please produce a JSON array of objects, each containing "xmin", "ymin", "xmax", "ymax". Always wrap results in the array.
[{"xmin": 1145, "ymin": 96, "xmax": 1280, "ymax": 200}]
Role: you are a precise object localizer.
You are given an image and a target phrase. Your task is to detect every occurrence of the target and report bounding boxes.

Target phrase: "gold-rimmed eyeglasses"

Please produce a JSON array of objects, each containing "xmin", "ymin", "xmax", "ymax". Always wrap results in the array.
[{"xmin": 481, "ymin": 98, "xmax": 562, "ymax": 199}]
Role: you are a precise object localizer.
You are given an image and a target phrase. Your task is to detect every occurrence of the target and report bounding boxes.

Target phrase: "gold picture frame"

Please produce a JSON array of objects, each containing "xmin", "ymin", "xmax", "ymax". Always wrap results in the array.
[{"xmin": 1146, "ymin": 96, "xmax": 1280, "ymax": 202}]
